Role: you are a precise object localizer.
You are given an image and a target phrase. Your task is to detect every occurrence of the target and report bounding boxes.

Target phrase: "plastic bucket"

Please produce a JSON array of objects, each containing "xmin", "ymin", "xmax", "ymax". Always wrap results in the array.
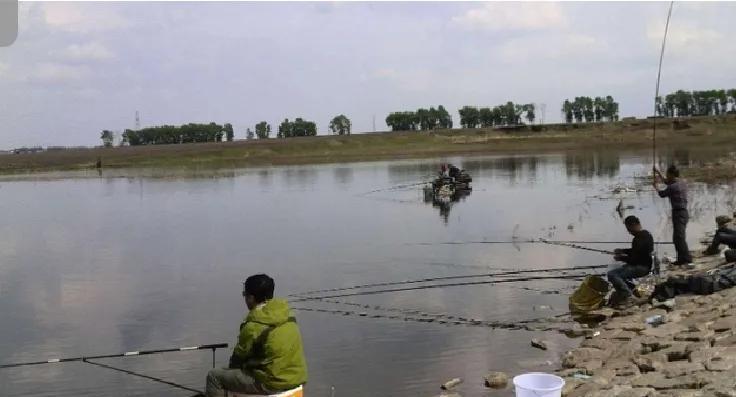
[{"xmin": 513, "ymin": 373, "xmax": 565, "ymax": 397}]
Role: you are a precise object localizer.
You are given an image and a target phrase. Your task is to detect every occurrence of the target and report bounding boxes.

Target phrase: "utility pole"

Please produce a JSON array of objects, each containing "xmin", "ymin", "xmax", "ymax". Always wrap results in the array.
[
  {"xmin": 372, "ymin": 114, "xmax": 376, "ymax": 132},
  {"xmin": 135, "ymin": 110, "xmax": 141, "ymax": 129}
]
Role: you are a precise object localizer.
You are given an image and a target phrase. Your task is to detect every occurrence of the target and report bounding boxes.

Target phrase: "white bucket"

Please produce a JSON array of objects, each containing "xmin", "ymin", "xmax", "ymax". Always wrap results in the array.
[{"xmin": 513, "ymin": 373, "xmax": 565, "ymax": 397}]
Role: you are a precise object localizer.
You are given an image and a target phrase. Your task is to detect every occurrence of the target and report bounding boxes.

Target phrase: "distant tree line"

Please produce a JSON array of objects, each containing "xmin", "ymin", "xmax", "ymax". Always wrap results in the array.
[
  {"xmin": 561, "ymin": 96, "xmax": 619, "ymax": 124},
  {"xmin": 385, "ymin": 105, "xmax": 452, "ymax": 131},
  {"xmin": 120, "ymin": 122, "xmax": 231, "ymax": 146},
  {"xmin": 458, "ymin": 102, "xmax": 535, "ymax": 128},
  {"xmin": 277, "ymin": 118, "xmax": 317, "ymax": 138},
  {"xmin": 656, "ymin": 89, "xmax": 736, "ymax": 117}
]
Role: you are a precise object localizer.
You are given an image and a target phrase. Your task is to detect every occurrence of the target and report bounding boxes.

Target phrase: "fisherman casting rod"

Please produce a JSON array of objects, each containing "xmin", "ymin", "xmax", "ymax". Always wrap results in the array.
[
  {"xmin": 0, "ymin": 343, "xmax": 228, "ymax": 369},
  {"xmin": 406, "ymin": 239, "xmax": 674, "ymax": 246}
]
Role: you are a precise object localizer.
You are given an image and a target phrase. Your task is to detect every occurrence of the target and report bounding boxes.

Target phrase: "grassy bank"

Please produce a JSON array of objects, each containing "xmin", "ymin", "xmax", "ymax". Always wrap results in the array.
[{"xmin": 2, "ymin": 115, "xmax": 736, "ymax": 177}]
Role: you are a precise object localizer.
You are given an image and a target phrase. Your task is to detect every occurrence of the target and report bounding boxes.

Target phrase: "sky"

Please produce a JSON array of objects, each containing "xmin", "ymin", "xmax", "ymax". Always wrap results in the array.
[{"xmin": 0, "ymin": 1, "xmax": 735, "ymax": 148}]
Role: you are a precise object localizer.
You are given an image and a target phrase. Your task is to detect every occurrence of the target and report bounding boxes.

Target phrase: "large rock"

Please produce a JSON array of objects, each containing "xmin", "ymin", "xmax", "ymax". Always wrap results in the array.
[
  {"xmin": 561, "ymin": 348, "xmax": 607, "ymax": 368},
  {"xmin": 661, "ymin": 362, "xmax": 705, "ymax": 378},
  {"xmin": 712, "ymin": 317, "xmax": 736, "ymax": 333},
  {"xmin": 634, "ymin": 354, "xmax": 666, "ymax": 372},
  {"xmin": 483, "ymin": 372, "xmax": 508, "ymax": 389}
]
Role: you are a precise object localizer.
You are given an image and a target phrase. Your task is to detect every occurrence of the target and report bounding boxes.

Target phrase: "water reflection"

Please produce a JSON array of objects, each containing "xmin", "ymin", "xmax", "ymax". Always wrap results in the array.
[
  {"xmin": 2, "ymin": 147, "xmax": 736, "ymax": 397},
  {"xmin": 423, "ymin": 184, "xmax": 472, "ymax": 223}
]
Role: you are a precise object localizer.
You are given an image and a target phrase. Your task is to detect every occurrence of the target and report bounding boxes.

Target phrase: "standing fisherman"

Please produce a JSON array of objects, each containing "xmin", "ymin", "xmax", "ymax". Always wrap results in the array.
[{"xmin": 653, "ymin": 165, "xmax": 692, "ymax": 266}]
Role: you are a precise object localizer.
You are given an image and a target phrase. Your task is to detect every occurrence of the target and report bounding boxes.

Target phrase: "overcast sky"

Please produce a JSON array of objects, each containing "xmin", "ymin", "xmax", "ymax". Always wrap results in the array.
[{"xmin": 0, "ymin": 1, "xmax": 734, "ymax": 148}]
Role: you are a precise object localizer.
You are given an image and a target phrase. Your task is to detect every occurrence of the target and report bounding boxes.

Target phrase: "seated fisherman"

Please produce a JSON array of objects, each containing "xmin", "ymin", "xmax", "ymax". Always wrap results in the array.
[
  {"xmin": 703, "ymin": 215, "xmax": 736, "ymax": 256},
  {"xmin": 608, "ymin": 216, "xmax": 654, "ymax": 307},
  {"xmin": 206, "ymin": 274, "xmax": 307, "ymax": 397},
  {"xmin": 448, "ymin": 164, "xmax": 461, "ymax": 180}
]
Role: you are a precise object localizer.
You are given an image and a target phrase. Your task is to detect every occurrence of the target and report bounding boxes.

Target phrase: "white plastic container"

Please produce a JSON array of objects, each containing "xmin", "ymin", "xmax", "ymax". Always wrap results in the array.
[{"xmin": 513, "ymin": 373, "xmax": 565, "ymax": 397}]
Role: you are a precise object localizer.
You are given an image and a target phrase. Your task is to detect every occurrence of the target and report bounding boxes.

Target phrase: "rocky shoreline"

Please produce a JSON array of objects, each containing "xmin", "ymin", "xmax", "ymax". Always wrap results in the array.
[{"xmin": 557, "ymin": 253, "xmax": 736, "ymax": 397}]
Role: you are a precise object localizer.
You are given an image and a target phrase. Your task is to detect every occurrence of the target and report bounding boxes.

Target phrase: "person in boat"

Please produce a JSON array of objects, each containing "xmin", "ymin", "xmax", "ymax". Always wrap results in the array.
[
  {"xmin": 653, "ymin": 165, "xmax": 693, "ymax": 266},
  {"xmin": 703, "ymin": 215, "xmax": 736, "ymax": 256},
  {"xmin": 608, "ymin": 215, "xmax": 654, "ymax": 308},
  {"xmin": 448, "ymin": 164, "xmax": 461, "ymax": 180},
  {"xmin": 439, "ymin": 163, "xmax": 449, "ymax": 178},
  {"xmin": 206, "ymin": 274, "xmax": 307, "ymax": 397}
]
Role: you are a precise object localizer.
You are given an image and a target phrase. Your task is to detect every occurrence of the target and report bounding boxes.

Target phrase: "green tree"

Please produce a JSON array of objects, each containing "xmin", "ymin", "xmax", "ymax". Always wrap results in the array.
[
  {"xmin": 436, "ymin": 105, "xmax": 452, "ymax": 129},
  {"xmin": 246, "ymin": 128, "xmax": 254, "ymax": 140},
  {"xmin": 562, "ymin": 100, "xmax": 573, "ymax": 123},
  {"xmin": 525, "ymin": 103, "xmax": 535, "ymax": 124},
  {"xmin": 385, "ymin": 112, "xmax": 418, "ymax": 131},
  {"xmin": 100, "ymin": 130, "xmax": 114, "ymax": 147},
  {"xmin": 458, "ymin": 106, "xmax": 480, "ymax": 128},
  {"xmin": 329, "ymin": 114, "xmax": 351, "ymax": 135},
  {"xmin": 224, "ymin": 123, "xmax": 234, "ymax": 142},
  {"xmin": 479, "ymin": 107, "xmax": 493, "ymax": 127},
  {"xmin": 255, "ymin": 121, "xmax": 270, "ymax": 139}
]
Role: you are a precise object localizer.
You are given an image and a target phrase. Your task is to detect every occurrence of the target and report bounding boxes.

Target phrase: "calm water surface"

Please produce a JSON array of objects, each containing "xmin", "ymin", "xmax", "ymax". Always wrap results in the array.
[{"xmin": 0, "ymin": 149, "xmax": 734, "ymax": 396}]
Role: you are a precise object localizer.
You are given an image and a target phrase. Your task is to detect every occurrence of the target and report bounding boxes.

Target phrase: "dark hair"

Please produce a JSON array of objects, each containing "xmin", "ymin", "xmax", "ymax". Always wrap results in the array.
[
  {"xmin": 243, "ymin": 274, "xmax": 274, "ymax": 303},
  {"xmin": 666, "ymin": 165, "xmax": 679, "ymax": 177},
  {"xmin": 624, "ymin": 215, "xmax": 640, "ymax": 227}
]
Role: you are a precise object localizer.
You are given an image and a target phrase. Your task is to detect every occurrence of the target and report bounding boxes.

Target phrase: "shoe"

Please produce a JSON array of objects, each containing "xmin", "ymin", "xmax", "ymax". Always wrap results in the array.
[
  {"xmin": 614, "ymin": 296, "xmax": 644, "ymax": 310},
  {"xmin": 703, "ymin": 247, "xmax": 721, "ymax": 256}
]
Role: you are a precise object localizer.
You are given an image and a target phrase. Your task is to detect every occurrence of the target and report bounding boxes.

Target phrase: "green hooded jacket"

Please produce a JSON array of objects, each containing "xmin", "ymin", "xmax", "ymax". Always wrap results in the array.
[{"xmin": 231, "ymin": 298, "xmax": 308, "ymax": 391}]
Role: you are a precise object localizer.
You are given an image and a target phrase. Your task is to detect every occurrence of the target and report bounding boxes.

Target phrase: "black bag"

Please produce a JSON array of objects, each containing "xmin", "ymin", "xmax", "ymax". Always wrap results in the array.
[{"xmin": 651, "ymin": 265, "xmax": 736, "ymax": 300}]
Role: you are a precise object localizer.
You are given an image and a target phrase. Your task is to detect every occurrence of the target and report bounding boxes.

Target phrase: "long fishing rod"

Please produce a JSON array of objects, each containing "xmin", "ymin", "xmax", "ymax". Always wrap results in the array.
[
  {"xmin": 652, "ymin": 1, "xmax": 674, "ymax": 261},
  {"xmin": 538, "ymin": 238, "xmax": 615, "ymax": 255},
  {"xmin": 289, "ymin": 264, "xmax": 608, "ymax": 297},
  {"xmin": 653, "ymin": 1, "xmax": 674, "ymax": 169},
  {"xmin": 0, "ymin": 343, "xmax": 228, "ymax": 369},
  {"xmin": 407, "ymin": 239, "xmax": 674, "ymax": 246},
  {"xmin": 291, "ymin": 273, "xmax": 589, "ymax": 302}
]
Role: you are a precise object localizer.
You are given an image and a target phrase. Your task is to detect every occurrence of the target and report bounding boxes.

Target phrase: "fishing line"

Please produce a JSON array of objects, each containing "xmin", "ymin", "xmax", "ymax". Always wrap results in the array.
[
  {"xmin": 83, "ymin": 359, "xmax": 203, "ymax": 395},
  {"xmin": 288, "ymin": 264, "xmax": 608, "ymax": 297},
  {"xmin": 291, "ymin": 273, "xmax": 589, "ymax": 302}
]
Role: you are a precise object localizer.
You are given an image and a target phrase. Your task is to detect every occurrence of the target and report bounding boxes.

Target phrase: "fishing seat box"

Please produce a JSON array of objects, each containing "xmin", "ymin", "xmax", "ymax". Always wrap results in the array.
[{"xmin": 227, "ymin": 385, "xmax": 304, "ymax": 397}]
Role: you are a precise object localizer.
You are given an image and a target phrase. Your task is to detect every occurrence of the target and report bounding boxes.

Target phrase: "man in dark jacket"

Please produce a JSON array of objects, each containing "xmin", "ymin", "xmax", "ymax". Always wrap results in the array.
[
  {"xmin": 653, "ymin": 165, "xmax": 692, "ymax": 265},
  {"xmin": 206, "ymin": 274, "xmax": 307, "ymax": 397},
  {"xmin": 608, "ymin": 216, "xmax": 654, "ymax": 307},
  {"xmin": 704, "ymin": 215, "xmax": 736, "ymax": 256}
]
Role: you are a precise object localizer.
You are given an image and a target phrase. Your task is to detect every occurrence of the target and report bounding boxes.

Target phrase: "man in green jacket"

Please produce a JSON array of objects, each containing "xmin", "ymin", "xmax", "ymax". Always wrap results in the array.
[{"xmin": 206, "ymin": 274, "xmax": 307, "ymax": 396}]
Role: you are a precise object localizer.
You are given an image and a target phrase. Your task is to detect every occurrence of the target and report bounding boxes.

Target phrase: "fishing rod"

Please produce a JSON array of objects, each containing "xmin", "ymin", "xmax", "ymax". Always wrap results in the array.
[
  {"xmin": 291, "ymin": 273, "xmax": 590, "ymax": 302},
  {"xmin": 652, "ymin": 1, "xmax": 674, "ymax": 261},
  {"xmin": 538, "ymin": 239, "xmax": 615, "ymax": 255},
  {"xmin": 407, "ymin": 239, "xmax": 674, "ymax": 246},
  {"xmin": 358, "ymin": 181, "xmax": 431, "ymax": 196},
  {"xmin": 0, "ymin": 343, "xmax": 228, "ymax": 369},
  {"xmin": 288, "ymin": 264, "xmax": 609, "ymax": 297}
]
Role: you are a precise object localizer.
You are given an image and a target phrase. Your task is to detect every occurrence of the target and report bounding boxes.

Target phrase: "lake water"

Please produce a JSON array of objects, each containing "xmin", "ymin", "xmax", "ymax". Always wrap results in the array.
[{"xmin": 0, "ymin": 148, "xmax": 734, "ymax": 397}]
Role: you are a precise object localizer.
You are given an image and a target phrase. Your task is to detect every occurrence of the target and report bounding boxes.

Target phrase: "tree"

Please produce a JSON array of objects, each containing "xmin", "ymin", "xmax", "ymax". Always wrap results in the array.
[
  {"xmin": 246, "ymin": 128, "xmax": 254, "ymax": 140},
  {"xmin": 121, "ymin": 123, "xmax": 226, "ymax": 145},
  {"xmin": 458, "ymin": 106, "xmax": 480, "ymax": 128},
  {"xmin": 224, "ymin": 123, "xmax": 234, "ymax": 142},
  {"xmin": 385, "ymin": 112, "xmax": 418, "ymax": 131},
  {"xmin": 278, "ymin": 118, "xmax": 317, "ymax": 138},
  {"xmin": 100, "ymin": 130, "xmax": 114, "ymax": 147},
  {"xmin": 562, "ymin": 100, "xmax": 573, "ymax": 123},
  {"xmin": 479, "ymin": 107, "xmax": 493, "ymax": 127},
  {"xmin": 436, "ymin": 105, "xmax": 452, "ymax": 129},
  {"xmin": 329, "ymin": 114, "xmax": 351, "ymax": 135},
  {"xmin": 255, "ymin": 121, "xmax": 270, "ymax": 139},
  {"xmin": 525, "ymin": 104, "xmax": 535, "ymax": 124}
]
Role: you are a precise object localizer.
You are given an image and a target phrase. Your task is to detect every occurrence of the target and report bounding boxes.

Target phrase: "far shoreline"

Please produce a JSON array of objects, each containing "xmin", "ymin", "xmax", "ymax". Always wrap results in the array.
[{"xmin": 1, "ymin": 115, "xmax": 735, "ymax": 183}]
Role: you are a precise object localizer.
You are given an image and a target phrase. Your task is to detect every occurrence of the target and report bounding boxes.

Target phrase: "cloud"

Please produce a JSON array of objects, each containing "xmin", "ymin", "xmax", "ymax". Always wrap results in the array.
[
  {"xmin": 452, "ymin": 2, "xmax": 567, "ymax": 32},
  {"xmin": 52, "ymin": 42, "xmax": 116, "ymax": 61},
  {"xmin": 43, "ymin": 3, "xmax": 130, "ymax": 33},
  {"xmin": 32, "ymin": 62, "xmax": 90, "ymax": 83},
  {"xmin": 498, "ymin": 33, "xmax": 602, "ymax": 63},
  {"xmin": 647, "ymin": 23, "xmax": 722, "ymax": 54}
]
